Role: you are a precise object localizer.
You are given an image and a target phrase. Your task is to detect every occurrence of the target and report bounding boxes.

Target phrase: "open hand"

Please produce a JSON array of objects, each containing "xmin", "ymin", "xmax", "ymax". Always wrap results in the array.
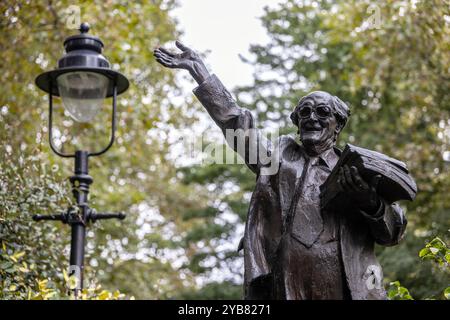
[
  {"xmin": 153, "ymin": 41, "xmax": 209, "ymax": 84},
  {"xmin": 337, "ymin": 165, "xmax": 382, "ymax": 214}
]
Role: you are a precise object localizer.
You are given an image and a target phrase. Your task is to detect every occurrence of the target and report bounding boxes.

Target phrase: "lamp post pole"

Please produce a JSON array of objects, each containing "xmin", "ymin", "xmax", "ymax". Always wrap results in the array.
[
  {"xmin": 33, "ymin": 23, "xmax": 129, "ymax": 298},
  {"xmin": 69, "ymin": 150, "xmax": 91, "ymax": 296}
]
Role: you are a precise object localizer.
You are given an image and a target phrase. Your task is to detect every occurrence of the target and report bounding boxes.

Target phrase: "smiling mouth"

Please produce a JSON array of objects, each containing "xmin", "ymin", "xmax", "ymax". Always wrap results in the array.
[{"xmin": 303, "ymin": 125, "xmax": 322, "ymax": 132}]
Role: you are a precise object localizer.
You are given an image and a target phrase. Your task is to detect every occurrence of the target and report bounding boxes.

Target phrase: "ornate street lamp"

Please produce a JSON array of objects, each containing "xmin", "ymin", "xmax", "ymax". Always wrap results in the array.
[{"xmin": 34, "ymin": 23, "xmax": 129, "ymax": 297}]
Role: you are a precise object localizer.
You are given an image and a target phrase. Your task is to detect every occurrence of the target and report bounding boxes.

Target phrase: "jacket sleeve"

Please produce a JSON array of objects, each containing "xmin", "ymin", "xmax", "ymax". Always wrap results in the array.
[
  {"xmin": 360, "ymin": 201, "xmax": 407, "ymax": 246},
  {"xmin": 193, "ymin": 74, "xmax": 274, "ymax": 175}
]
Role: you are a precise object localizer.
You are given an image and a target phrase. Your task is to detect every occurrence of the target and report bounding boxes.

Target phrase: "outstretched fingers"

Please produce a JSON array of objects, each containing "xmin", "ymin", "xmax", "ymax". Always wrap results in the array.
[
  {"xmin": 154, "ymin": 54, "xmax": 175, "ymax": 68},
  {"xmin": 153, "ymin": 48, "xmax": 175, "ymax": 65},
  {"xmin": 157, "ymin": 46, "xmax": 176, "ymax": 57},
  {"xmin": 175, "ymin": 40, "xmax": 189, "ymax": 52},
  {"xmin": 154, "ymin": 48, "xmax": 172, "ymax": 59}
]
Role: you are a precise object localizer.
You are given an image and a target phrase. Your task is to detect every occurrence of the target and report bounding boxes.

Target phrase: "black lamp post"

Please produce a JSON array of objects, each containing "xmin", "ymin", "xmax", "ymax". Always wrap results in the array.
[{"xmin": 34, "ymin": 23, "xmax": 129, "ymax": 297}]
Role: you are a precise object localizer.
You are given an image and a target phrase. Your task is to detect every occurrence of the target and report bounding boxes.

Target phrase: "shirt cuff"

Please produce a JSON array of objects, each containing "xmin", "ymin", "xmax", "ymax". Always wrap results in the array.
[
  {"xmin": 360, "ymin": 200, "xmax": 385, "ymax": 222},
  {"xmin": 192, "ymin": 74, "xmax": 217, "ymax": 94}
]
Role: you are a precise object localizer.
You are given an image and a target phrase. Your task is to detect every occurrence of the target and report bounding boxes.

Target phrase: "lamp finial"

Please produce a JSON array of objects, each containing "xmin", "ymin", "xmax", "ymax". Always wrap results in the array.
[{"xmin": 79, "ymin": 22, "xmax": 90, "ymax": 34}]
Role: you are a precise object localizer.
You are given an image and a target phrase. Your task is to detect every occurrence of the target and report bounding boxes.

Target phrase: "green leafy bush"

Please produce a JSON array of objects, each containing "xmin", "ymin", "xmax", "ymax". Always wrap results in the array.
[
  {"xmin": 388, "ymin": 236, "xmax": 450, "ymax": 300},
  {"xmin": 387, "ymin": 281, "xmax": 414, "ymax": 300},
  {"xmin": 419, "ymin": 237, "xmax": 450, "ymax": 267},
  {"xmin": 0, "ymin": 145, "xmax": 70, "ymax": 299}
]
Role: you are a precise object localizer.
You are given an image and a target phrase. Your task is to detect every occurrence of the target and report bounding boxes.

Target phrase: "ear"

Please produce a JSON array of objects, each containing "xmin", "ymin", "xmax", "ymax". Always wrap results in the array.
[
  {"xmin": 335, "ymin": 121, "xmax": 344, "ymax": 134},
  {"xmin": 333, "ymin": 122, "xmax": 344, "ymax": 141}
]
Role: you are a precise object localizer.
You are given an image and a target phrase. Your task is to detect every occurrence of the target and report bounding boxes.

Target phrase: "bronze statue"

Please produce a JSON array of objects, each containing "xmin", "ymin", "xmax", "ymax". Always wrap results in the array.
[{"xmin": 154, "ymin": 41, "xmax": 415, "ymax": 300}]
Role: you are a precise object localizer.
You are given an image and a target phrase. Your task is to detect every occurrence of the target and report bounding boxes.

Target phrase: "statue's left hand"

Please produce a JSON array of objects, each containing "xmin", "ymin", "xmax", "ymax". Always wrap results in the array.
[
  {"xmin": 337, "ymin": 165, "xmax": 382, "ymax": 215},
  {"xmin": 153, "ymin": 41, "xmax": 210, "ymax": 84}
]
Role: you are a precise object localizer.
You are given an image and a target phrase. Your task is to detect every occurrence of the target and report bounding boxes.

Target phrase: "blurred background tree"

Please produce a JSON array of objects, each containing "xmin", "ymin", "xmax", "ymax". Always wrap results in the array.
[
  {"xmin": 0, "ymin": 0, "xmax": 212, "ymax": 299},
  {"xmin": 1, "ymin": 0, "xmax": 449, "ymax": 299}
]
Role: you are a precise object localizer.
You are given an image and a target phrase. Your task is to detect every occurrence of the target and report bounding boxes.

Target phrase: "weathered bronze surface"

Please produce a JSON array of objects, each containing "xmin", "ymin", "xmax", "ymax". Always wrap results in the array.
[{"xmin": 154, "ymin": 42, "xmax": 414, "ymax": 300}]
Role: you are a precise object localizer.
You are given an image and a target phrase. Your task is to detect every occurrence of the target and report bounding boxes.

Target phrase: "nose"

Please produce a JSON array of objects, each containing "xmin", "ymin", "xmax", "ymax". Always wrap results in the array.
[{"xmin": 309, "ymin": 111, "xmax": 318, "ymax": 121}]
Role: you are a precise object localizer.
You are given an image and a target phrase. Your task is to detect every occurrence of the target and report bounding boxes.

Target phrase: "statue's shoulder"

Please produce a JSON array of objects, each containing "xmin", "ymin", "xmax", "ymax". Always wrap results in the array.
[
  {"xmin": 276, "ymin": 134, "xmax": 306, "ymax": 159},
  {"xmin": 277, "ymin": 134, "xmax": 298, "ymax": 148}
]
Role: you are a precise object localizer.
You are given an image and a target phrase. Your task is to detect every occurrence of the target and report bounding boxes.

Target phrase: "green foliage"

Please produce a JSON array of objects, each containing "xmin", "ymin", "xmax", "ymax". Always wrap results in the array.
[
  {"xmin": 417, "ymin": 236, "xmax": 450, "ymax": 300},
  {"xmin": 388, "ymin": 236, "xmax": 450, "ymax": 300},
  {"xmin": 445, "ymin": 287, "xmax": 450, "ymax": 300},
  {"xmin": 387, "ymin": 281, "xmax": 414, "ymax": 300},
  {"xmin": 419, "ymin": 237, "xmax": 450, "ymax": 266},
  {"xmin": 0, "ymin": 143, "xmax": 69, "ymax": 299},
  {"xmin": 25, "ymin": 272, "xmax": 131, "ymax": 300}
]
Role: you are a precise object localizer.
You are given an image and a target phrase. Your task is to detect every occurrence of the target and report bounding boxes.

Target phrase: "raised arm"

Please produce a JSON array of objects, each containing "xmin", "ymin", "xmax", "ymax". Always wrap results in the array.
[{"xmin": 154, "ymin": 42, "xmax": 277, "ymax": 175}]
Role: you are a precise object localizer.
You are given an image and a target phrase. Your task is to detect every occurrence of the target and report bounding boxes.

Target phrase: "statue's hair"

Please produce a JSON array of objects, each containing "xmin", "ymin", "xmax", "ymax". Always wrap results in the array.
[{"xmin": 290, "ymin": 91, "xmax": 351, "ymax": 130}]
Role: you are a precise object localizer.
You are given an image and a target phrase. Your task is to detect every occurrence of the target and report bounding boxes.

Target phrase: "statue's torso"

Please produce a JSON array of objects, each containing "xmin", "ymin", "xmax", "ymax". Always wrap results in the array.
[{"xmin": 273, "ymin": 144, "xmax": 350, "ymax": 299}]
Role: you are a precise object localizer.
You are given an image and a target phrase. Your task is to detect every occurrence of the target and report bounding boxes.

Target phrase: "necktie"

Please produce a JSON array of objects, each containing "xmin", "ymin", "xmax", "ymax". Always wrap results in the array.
[{"xmin": 291, "ymin": 158, "xmax": 324, "ymax": 247}]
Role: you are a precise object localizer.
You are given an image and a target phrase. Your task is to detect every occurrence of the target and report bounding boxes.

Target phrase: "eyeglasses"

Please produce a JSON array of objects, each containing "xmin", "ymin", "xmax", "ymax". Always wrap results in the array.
[{"xmin": 298, "ymin": 105, "xmax": 332, "ymax": 119}]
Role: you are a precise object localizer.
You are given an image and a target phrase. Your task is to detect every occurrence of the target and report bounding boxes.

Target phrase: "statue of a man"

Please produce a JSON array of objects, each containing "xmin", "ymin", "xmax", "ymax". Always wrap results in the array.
[{"xmin": 154, "ymin": 41, "xmax": 407, "ymax": 300}]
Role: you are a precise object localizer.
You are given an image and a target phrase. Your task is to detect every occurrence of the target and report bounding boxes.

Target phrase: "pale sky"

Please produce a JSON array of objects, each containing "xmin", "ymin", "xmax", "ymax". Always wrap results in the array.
[{"xmin": 171, "ymin": 0, "xmax": 281, "ymax": 90}]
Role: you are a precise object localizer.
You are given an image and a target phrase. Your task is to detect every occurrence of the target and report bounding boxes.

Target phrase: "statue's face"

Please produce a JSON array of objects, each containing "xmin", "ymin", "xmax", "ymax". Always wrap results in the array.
[{"xmin": 297, "ymin": 92, "xmax": 339, "ymax": 149}]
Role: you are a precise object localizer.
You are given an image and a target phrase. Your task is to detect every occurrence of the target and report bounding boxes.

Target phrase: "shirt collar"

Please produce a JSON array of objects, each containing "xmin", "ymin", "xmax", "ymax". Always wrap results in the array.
[{"xmin": 312, "ymin": 147, "xmax": 339, "ymax": 169}]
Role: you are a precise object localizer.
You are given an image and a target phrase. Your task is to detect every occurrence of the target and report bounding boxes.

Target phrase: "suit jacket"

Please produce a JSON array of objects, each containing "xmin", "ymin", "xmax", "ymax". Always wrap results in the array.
[{"xmin": 193, "ymin": 74, "xmax": 407, "ymax": 300}]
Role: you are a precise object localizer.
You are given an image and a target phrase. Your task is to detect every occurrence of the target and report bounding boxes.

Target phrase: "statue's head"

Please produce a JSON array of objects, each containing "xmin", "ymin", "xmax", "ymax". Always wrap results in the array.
[{"xmin": 290, "ymin": 91, "xmax": 350, "ymax": 153}]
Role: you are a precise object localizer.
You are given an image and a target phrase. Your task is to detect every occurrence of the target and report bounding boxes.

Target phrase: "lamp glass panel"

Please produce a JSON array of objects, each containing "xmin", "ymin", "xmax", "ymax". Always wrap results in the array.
[{"xmin": 57, "ymin": 71, "xmax": 109, "ymax": 123}]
